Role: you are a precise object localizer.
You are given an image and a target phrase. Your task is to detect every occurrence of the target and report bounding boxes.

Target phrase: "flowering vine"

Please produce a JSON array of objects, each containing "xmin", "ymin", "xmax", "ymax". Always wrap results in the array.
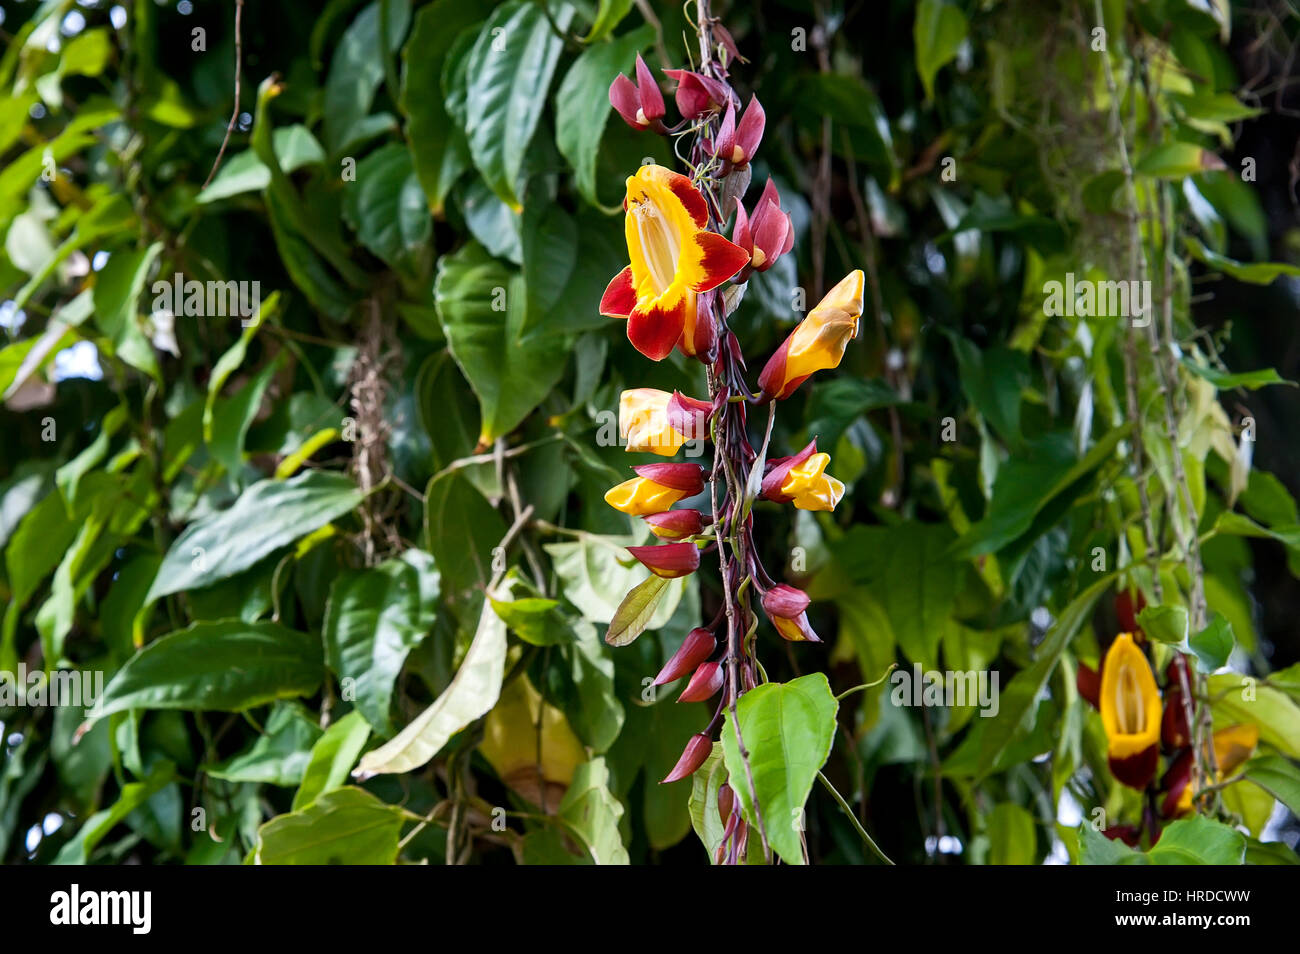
[{"xmin": 599, "ymin": 10, "xmax": 863, "ymax": 864}]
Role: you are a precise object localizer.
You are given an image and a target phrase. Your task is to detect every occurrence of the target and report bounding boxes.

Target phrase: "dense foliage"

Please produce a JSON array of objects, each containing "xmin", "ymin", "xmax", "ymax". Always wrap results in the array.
[{"xmin": 1, "ymin": 0, "xmax": 1299, "ymax": 865}]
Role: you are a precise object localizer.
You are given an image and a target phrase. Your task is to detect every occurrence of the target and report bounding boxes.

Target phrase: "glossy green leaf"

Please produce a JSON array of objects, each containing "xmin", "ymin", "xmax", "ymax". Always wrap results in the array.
[
  {"xmin": 721, "ymin": 672, "xmax": 839, "ymax": 866},
  {"xmin": 463, "ymin": 1, "xmax": 574, "ymax": 209},
  {"xmin": 323, "ymin": 550, "xmax": 440, "ymax": 734},
  {"xmin": 293, "ymin": 711, "xmax": 373, "ymax": 811},
  {"xmin": 914, "ymin": 0, "xmax": 968, "ymax": 101},
  {"xmin": 254, "ymin": 787, "xmax": 410, "ymax": 865},
  {"xmin": 89, "ymin": 620, "xmax": 324, "ymax": 720},
  {"xmin": 146, "ymin": 471, "xmax": 362, "ymax": 602},
  {"xmin": 555, "ymin": 26, "xmax": 652, "ymax": 207}
]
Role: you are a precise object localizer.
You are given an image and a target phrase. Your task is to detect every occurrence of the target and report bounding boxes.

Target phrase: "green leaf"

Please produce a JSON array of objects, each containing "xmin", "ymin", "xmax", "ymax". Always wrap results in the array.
[
  {"xmin": 490, "ymin": 596, "xmax": 571, "ymax": 646},
  {"xmin": 207, "ymin": 703, "xmax": 322, "ymax": 787},
  {"xmin": 520, "ymin": 201, "xmax": 578, "ymax": 334},
  {"xmin": 1135, "ymin": 142, "xmax": 1226, "ymax": 179},
  {"xmin": 203, "ymin": 291, "xmax": 279, "ymax": 444},
  {"xmin": 423, "ymin": 468, "xmax": 507, "ymax": 599},
  {"xmin": 555, "ymin": 25, "xmax": 652, "ymax": 207},
  {"xmin": 400, "ymin": 0, "xmax": 480, "ymax": 215},
  {"xmin": 1182, "ymin": 356, "xmax": 1293, "ymax": 390},
  {"xmin": 1186, "ymin": 236, "xmax": 1300, "ymax": 285},
  {"xmin": 1079, "ymin": 815, "xmax": 1246, "ymax": 865},
  {"xmin": 1243, "ymin": 755, "xmax": 1300, "ymax": 817},
  {"xmin": 463, "ymin": 1, "xmax": 574, "ymax": 209},
  {"xmin": 92, "ymin": 241, "xmax": 163, "ymax": 382},
  {"xmin": 952, "ymin": 338, "xmax": 1028, "ymax": 447},
  {"xmin": 582, "ymin": 0, "xmax": 635, "ymax": 42},
  {"xmin": 721, "ymin": 672, "xmax": 839, "ymax": 866},
  {"xmin": 914, "ymin": 0, "xmax": 968, "ymax": 101},
  {"xmin": 1190, "ymin": 613, "xmax": 1235, "ymax": 671},
  {"xmin": 688, "ymin": 742, "xmax": 730, "ymax": 864},
  {"xmin": 1208, "ymin": 673, "xmax": 1300, "ymax": 759},
  {"xmin": 956, "ymin": 428, "xmax": 1125, "ymax": 558},
  {"xmin": 1136, "ymin": 604, "xmax": 1188, "ymax": 644},
  {"xmin": 987, "ymin": 802, "xmax": 1036, "ymax": 865},
  {"xmin": 341, "ymin": 142, "xmax": 430, "ymax": 272},
  {"xmin": 52, "ymin": 763, "xmax": 176, "ymax": 864},
  {"xmin": 1146, "ymin": 816, "xmax": 1246, "ymax": 864},
  {"xmin": 976, "ymin": 571, "xmax": 1116, "ymax": 778},
  {"xmin": 549, "ymin": 757, "xmax": 629, "ymax": 864},
  {"xmin": 323, "ymin": 550, "xmax": 440, "ymax": 734},
  {"xmin": 322, "ymin": 0, "xmax": 411, "ymax": 154},
  {"xmin": 89, "ymin": 620, "xmax": 324, "ymax": 720},
  {"xmin": 197, "ymin": 126, "xmax": 326, "ymax": 204},
  {"xmin": 254, "ymin": 787, "xmax": 410, "ymax": 864},
  {"xmin": 435, "ymin": 241, "xmax": 570, "ymax": 446},
  {"xmin": 605, "ymin": 574, "xmax": 670, "ymax": 647},
  {"xmin": 293, "ymin": 711, "xmax": 373, "ymax": 811},
  {"xmin": 146, "ymin": 471, "xmax": 363, "ymax": 602},
  {"xmin": 1077, "ymin": 823, "xmax": 1145, "ymax": 865},
  {"xmin": 546, "ymin": 533, "xmax": 686, "ymax": 625},
  {"xmin": 209, "ymin": 353, "xmax": 281, "ymax": 478},
  {"xmin": 354, "ymin": 595, "xmax": 508, "ymax": 778}
]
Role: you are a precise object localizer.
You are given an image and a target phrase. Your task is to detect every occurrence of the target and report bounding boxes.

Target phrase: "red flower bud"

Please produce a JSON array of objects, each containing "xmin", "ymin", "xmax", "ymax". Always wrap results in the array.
[
  {"xmin": 663, "ymin": 68, "xmax": 732, "ymax": 119},
  {"xmin": 643, "ymin": 509, "xmax": 704, "ymax": 540},
  {"xmin": 760, "ymin": 584, "xmax": 821, "ymax": 643},
  {"xmin": 654, "ymin": 627, "xmax": 716, "ymax": 685},
  {"xmin": 714, "ymin": 95, "xmax": 764, "ymax": 167},
  {"xmin": 761, "ymin": 584, "xmax": 811, "ymax": 619},
  {"xmin": 678, "ymin": 661, "xmax": 724, "ymax": 702},
  {"xmin": 661, "ymin": 733, "xmax": 714, "ymax": 783},
  {"xmin": 632, "ymin": 462, "xmax": 706, "ymax": 495},
  {"xmin": 718, "ymin": 783, "xmax": 736, "ymax": 825},
  {"xmin": 1077, "ymin": 661, "xmax": 1100, "ymax": 709},
  {"xmin": 627, "ymin": 541, "xmax": 700, "ymax": 579},
  {"xmin": 1162, "ymin": 685, "xmax": 1191, "ymax": 750},
  {"xmin": 609, "ymin": 54, "xmax": 665, "ymax": 130},
  {"xmin": 733, "ymin": 179, "xmax": 794, "ymax": 274},
  {"xmin": 1116, "ymin": 589, "xmax": 1146, "ymax": 635},
  {"xmin": 1159, "ymin": 749, "xmax": 1195, "ymax": 819}
]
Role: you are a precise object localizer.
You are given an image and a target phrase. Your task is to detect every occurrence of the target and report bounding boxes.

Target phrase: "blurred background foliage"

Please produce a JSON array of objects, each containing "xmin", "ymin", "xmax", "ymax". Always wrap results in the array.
[{"xmin": 1, "ymin": 0, "xmax": 1298, "ymax": 865}]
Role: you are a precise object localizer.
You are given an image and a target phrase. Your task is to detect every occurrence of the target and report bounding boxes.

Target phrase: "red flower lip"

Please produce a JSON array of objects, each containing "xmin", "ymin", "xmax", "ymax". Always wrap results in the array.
[
  {"xmin": 609, "ymin": 54, "xmax": 665, "ymax": 130},
  {"xmin": 627, "ymin": 541, "xmax": 700, "ymax": 579},
  {"xmin": 632, "ymin": 462, "xmax": 706, "ymax": 495},
  {"xmin": 654, "ymin": 627, "xmax": 716, "ymax": 685},
  {"xmin": 661, "ymin": 733, "xmax": 713, "ymax": 783},
  {"xmin": 677, "ymin": 661, "xmax": 724, "ymax": 702}
]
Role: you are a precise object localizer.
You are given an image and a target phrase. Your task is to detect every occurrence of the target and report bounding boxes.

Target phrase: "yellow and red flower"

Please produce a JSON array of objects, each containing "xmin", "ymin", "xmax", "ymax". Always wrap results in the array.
[
  {"xmin": 643, "ymin": 509, "xmax": 704, "ymax": 539},
  {"xmin": 600, "ymin": 165, "xmax": 750, "ymax": 361},
  {"xmin": 758, "ymin": 270, "xmax": 865, "ymax": 400},
  {"xmin": 1100, "ymin": 632, "xmax": 1162, "ymax": 789},
  {"xmin": 761, "ymin": 441, "xmax": 844, "ymax": 512},
  {"xmin": 1160, "ymin": 724, "xmax": 1259, "ymax": 818},
  {"xmin": 604, "ymin": 463, "xmax": 705, "ymax": 518},
  {"xmin": 761, "ymin": 584, "xmax": 821, "ymax": 642},
  {"xmin": 619, "ymin": 388, "xmax": 688, "ymax": 456}
]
